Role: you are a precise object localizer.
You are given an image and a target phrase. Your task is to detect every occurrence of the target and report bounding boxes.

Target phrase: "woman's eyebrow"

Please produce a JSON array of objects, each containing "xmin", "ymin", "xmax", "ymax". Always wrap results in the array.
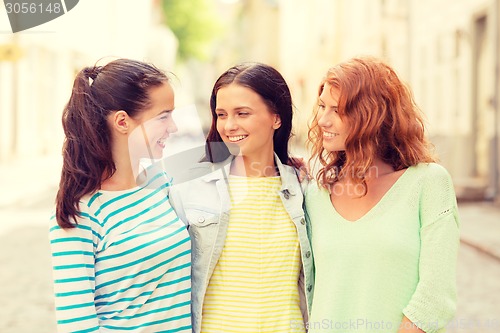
[{"xmin": 156, "ymin": 109, "xmax": 173, "ymax": 116}]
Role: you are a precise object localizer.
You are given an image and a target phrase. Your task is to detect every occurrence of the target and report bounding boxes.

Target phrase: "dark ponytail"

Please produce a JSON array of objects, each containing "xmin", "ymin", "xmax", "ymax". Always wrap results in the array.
[{"xmin": 56, "ymin": 59, "xmax": 169, "ymax": 228}]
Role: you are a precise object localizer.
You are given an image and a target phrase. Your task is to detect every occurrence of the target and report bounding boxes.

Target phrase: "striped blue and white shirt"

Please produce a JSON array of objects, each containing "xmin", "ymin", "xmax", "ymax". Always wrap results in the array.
[{"xmin": 49, "ymin": 171, "xmax": 191, "ymax": 332}]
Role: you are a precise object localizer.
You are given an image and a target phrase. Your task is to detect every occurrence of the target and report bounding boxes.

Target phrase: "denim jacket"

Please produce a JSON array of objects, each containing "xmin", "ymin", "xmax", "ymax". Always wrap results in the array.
[{"xmin": 169, "ymin": 154, "xmax": 314, "ymax": 333}]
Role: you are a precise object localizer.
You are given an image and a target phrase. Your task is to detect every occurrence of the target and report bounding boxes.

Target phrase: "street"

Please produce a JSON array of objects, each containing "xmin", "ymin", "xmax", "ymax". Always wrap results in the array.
[
  {"xmin": 452, "ymin": 244, "xmax": 500, "ymax": 332},
  {"xmin": 0, "ymin": 189, "xmax": 56, "ymax": 333},
  {"xmin": 0, "ymin": 190, "xmax": 499, "ymax": 332}
]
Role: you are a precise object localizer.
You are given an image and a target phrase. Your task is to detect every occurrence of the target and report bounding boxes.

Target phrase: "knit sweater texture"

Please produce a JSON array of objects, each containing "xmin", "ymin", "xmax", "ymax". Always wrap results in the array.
[{"xmin": 305, "ymin": 163, "xmax": 459, "ymax": 333}]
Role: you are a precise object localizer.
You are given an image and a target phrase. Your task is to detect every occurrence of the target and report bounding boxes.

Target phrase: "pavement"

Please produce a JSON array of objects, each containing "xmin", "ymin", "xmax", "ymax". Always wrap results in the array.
[
  {"xmin": 1, "ymin": 155, "xmax": 499, "ymax": 333},
  {"xmin": 457, "ymin": 200, "xmax": 500, "ymax": 262},
  {"xmin": 0, "ymin": 155, "xmax": 61, "ymax": 210},
  {"xmin": 1, "ymin": 155, "xmax": 500, "ymax": 259}
]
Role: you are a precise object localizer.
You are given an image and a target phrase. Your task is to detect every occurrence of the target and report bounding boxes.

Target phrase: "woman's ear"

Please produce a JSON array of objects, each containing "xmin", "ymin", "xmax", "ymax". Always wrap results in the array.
[
  {"xmin": 273, "ymin": 114, "xmax": 282, "ymax": 129},
  {"xmin": 111, "ymin": 110, "xmax": 130, "ymax": 134}
]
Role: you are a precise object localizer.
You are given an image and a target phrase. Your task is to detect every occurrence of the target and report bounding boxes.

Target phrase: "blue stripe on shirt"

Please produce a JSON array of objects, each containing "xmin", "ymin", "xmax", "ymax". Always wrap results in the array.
[
  {"xmin": 93, "ymin": 172, "xmax": 164, "ymax": 216},
  {"xmin": 94, "ymin": 274, "xmax": 190, "ymax": 301},
  {"xmin": 95, "ymin": 248, "xmax": 190, "ymax": 290},
  {"xmin": 95, "ymin": 237, "xmax": 190, "ymax": 277},
  {"xmin": 102, "ymin": 312, "xmax": 191, "ymax": 331},
  {"xmin": 96, "ymin": 225, "xmax": 186, "ymax": 264}
]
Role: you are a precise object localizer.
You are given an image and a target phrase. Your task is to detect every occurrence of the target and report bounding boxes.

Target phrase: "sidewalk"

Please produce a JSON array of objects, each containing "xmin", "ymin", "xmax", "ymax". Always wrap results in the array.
[
  {"xmin": 457, "ymin": 201, "xmax": 500, "ymax": 261},
  {"xmin": 0, "ymin": 155, "xmax": 61, "ymax": 209},
  {"xmin": 1, "ymin": 156, "xmax": 499, "ymax": 260}
]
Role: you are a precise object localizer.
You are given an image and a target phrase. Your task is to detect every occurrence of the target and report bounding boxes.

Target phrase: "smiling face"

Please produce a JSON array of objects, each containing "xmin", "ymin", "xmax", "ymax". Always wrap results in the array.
[
  {"xmin": 129, "ymin": 82, "xmax": 177, "ymax": 159},
  {"xmin": 317, "ymin": 83, "xmax": 348, "ymax": 152},
  {"xmin": 215, "ymin": 83, "xmax": 281, "ymax": 161}
]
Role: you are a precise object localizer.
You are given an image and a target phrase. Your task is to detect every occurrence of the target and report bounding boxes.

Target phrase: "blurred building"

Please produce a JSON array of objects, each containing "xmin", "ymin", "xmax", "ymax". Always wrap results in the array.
[
  {"xmin": 278, "ymin": 0, "xmax": 410, "ymax": 150},
  {"xmin": 210, "ymin": 0, "xmax": 411, "ymax": 151},
  {"xmin": 0, "ymin": 0, "xmax": 177, "ymax": 163},
  {"xmin": 4, "ymin": 0, "xmax": 496, "ymax": 202},
  {"xmin": 407, "ymin": 0, "xmax": 500, "ymax": 202},
  {"xmin": 223, "ymin": 0, "xmax": 500, "ymax": 202}
]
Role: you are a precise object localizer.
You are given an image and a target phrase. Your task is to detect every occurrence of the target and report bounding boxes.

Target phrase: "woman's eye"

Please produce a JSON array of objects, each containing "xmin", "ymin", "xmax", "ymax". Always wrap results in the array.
[
  {"xmin": 216, "ymin": 113, "xmax": 226, "ymax": 118},
  {"xmin": 238, "ymin": 112, "xmax": 249, "ymax": 117},
  {"xmin": 318, "ymin": 104, "xmax": 325, "ymax": 110},
  {"xmin": 159, "ymin": 113, "xmax": 171, "ymax": 120}
]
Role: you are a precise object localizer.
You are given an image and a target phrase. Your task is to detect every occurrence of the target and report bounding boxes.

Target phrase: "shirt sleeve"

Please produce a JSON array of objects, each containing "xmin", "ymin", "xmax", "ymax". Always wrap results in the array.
[
  {"xmin": 403, "ymin": 164, "xmax": 460, "ymax": 333},
  {"xmin": 49, "ymin": 210, "xmax": 101, "ymax": 333},
  {"xmin": 169, "ymin": 184, "xmax": 188, "ymax": 226}
]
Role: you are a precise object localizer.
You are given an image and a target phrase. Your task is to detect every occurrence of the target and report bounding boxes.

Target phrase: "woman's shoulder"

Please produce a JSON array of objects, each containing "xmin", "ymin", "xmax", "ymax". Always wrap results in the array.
[
  {"xmin": 169, "ymin": 161, "xmax": 222, "ymax": 195},
  {"xmin": 279, "ymin": 163, "xmax": 301, "ymax": 181},
  {"xmin": 79, "ymin": 193, "xmax": 99, "ymax": 210},
  {"xmin": 409, "ymin": 163, "xmax": 457, "ymax": 205},
  {"xmin": 413, "ymin": 162, "xmax": 449, "ymax": 173},
  {"xmin": 303, "ymin": 179, "xmax": 329, "ymax": 198},
  {"xmin": 167, "ymin": 160, "xmax": 222, "ymax": 186},
  {"xmin": 411, "ymin": 162, "xmax": 453, "ymax": 182}
]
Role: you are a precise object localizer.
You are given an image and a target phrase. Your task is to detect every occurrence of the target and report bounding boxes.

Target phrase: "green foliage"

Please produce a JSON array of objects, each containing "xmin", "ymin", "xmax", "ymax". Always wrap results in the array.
[{"xmin": 161, "ymin": 0, "xmax": 220, "ymax": 61}]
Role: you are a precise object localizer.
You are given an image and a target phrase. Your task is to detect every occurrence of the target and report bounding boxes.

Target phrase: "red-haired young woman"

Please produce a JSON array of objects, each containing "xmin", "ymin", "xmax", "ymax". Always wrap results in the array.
[{"xmin": 306, "ymin": 57, "xmax": 459, "ymax": 333}]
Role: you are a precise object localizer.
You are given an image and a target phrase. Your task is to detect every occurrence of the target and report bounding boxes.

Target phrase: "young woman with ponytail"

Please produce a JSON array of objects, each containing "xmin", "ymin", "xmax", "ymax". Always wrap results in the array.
[{"xmin": 49, "ymin": 59, "xmax": 191, "ymax": 332}]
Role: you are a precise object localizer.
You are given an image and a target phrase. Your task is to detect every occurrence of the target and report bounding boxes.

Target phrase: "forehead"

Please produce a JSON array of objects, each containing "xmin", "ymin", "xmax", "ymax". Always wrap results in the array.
[
  {"xmin": 320, "ymin": 82, "xmax": 340, "ymax": 103},
  {"xmin": 148, "ymin": 82, "xmax": 174, "ymax": 106},
  {"xmin": 216, "ymin": 83, "xmax": 263, "ymax": 103}
]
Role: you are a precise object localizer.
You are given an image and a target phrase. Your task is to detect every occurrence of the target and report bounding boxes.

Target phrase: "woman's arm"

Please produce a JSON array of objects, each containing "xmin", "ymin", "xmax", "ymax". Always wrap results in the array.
[
  {"xmin": 49, "ymin": 214, "xmax": 101, "ymax": 333},
  {"xmin": 402, "ymin": 164, "xmax": 460, "ymax": 333}
]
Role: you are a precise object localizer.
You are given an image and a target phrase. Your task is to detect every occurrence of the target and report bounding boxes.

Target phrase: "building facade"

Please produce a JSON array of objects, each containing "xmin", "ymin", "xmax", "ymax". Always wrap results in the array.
[
  {"xmin": 0, "ymin": 0, "xmax": 177, "ymax": 163},
  {"xmin": 276, "ymin": 0, "xmax": 500, "ymax": 201},
  {"xmin": 408, "ymin": 0, "xmax": 500, "ymax": 201}
]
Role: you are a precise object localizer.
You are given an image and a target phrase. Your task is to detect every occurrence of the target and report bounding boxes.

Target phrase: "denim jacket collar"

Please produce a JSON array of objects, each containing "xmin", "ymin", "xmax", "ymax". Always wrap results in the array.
[{"xmin": 200, "ymin": 153, "xmax": 297, "ymax": 196}]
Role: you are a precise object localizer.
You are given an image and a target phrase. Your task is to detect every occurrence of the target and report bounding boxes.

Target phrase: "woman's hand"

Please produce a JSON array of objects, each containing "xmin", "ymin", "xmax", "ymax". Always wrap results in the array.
[{"xmin": 397, "ymin": 316, "xmax": 426, "ymax": 333}]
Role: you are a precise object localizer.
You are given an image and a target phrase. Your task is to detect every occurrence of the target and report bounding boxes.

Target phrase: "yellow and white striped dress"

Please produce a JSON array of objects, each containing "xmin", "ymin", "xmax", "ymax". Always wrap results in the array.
[{"xmin": 201, "ymin": 175, "xmax": 305, "ymax": 333}]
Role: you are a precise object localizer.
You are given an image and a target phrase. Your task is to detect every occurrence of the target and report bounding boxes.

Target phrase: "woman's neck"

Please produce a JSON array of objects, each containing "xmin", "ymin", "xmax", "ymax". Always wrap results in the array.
[
  {"xmin": 101, "ymin": 145, "xmax": 139, "ymax": 191},
  {"xmin": 230, "ymin": 154, "xmax": 277, "ymax": 177},
  {"xmin": 365, "ymin": 158, "xmax": 395, "ymax": 181}
]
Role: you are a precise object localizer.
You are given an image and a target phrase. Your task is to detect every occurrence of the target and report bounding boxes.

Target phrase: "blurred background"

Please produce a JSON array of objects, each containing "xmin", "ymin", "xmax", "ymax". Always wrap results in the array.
[{"xmin": 0, "ymin": 0, "xmax": 499, "ymax": 332}]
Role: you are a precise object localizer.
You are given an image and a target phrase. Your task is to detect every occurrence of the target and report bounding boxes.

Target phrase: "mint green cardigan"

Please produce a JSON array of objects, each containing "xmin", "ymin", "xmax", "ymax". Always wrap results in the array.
[{"xmin": 305, "ymin": 163, "xmax": 459, "ymax": 333}]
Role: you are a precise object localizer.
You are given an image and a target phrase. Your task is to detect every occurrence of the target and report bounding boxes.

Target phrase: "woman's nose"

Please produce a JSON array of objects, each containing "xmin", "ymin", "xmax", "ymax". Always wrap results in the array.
[
  {"xmin": 224, "ymin": 117, "xmax": 238, "ymax": 131},
  {"xmin": 317, "ymin": 113, "xmax": 332, "ymax": 127},
  {"xmin": 167, "ymin": 118, "xmax": 178, "ymax": 134}
]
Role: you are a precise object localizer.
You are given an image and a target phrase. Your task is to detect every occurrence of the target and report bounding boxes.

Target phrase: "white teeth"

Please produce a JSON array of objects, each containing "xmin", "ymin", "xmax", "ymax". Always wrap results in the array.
[
  {"xmin": 228, "ymin": 135, "xmax": 248, "ymax": 142},
  {"xmin": 323, "ymin": 132, "xmax": 339, "ymax": 138},
  {"xmin": 157, "ymin": 137, "xmax": 167, "ymax": 146}
]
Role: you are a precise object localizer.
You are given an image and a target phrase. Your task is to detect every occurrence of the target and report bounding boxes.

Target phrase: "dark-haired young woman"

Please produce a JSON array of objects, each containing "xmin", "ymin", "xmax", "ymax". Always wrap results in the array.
[
  {"xmin": 49, "ymin": 59, "xmax": 191, "ymax": 332},
  {"xmin": 306, "ymin": 57, "xmax": 459, "ymax": 333},
  {"xmin": 169, "ymin": 63, "xmax": 314, "ymax": 333}
]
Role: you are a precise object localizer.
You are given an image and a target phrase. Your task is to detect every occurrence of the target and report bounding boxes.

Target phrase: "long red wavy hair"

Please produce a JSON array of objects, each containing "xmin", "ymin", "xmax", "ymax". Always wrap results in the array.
[{"xmin": 308, "ymin": 57, "xmax": 436, "ymax": 192}]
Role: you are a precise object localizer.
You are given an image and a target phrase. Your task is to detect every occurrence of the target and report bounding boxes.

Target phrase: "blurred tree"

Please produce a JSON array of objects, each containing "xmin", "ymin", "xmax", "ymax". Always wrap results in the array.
[{"xmin": 161, "ymin": 0, "xmax": 220, "ymax": 61}]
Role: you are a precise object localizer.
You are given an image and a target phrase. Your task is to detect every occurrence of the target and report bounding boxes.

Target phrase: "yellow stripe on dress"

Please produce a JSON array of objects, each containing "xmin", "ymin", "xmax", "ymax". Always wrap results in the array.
[{"xmin": 201, "ymin": 176, "xmax": 305, "ymax": 333}]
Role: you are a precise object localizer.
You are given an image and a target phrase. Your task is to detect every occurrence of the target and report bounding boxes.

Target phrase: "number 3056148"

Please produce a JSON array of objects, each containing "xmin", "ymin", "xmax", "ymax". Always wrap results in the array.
[{"xmin": 5, "ymin": 2, "xmax": 62, "ymax": 14}]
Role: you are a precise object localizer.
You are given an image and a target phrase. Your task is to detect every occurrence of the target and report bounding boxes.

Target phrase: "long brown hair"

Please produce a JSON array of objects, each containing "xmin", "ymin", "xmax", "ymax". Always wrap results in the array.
[
  {"xmin": 204, "ymin": 63, "xmax": 293, "ymax": 164},
  {"xmin": 56, "ymin": 59, "xmax": 169, "ymax": 228},
  {"xmin": 308, "ymin": 57, "xmax": 435, "ymax": 191}
]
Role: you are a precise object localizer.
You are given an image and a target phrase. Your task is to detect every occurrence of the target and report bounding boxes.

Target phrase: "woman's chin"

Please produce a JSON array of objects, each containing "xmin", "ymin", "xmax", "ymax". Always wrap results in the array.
[{"xmin": 226, "ymin": 142, "xmax": 241, "ymax": 156}]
